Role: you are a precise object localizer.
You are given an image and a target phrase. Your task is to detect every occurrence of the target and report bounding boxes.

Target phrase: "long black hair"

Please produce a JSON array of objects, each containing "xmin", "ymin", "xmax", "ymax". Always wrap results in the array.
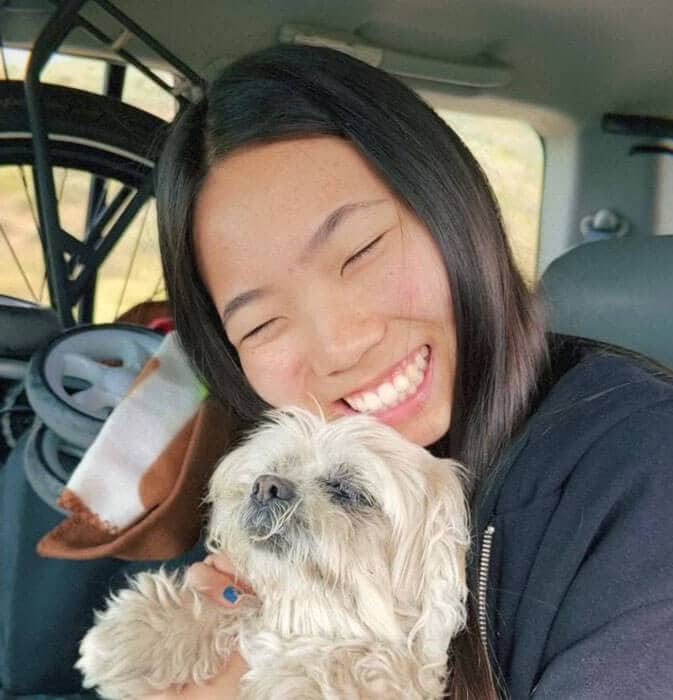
[{"xmin": 157, "ymin": 43, "xmax": 548, "ymax": 697}]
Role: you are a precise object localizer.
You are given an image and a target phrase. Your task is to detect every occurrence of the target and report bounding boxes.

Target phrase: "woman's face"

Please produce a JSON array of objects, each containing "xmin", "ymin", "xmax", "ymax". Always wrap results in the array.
[{"xmin": 194, "ymin": 136, "xmax": 456, "ymax": 446}]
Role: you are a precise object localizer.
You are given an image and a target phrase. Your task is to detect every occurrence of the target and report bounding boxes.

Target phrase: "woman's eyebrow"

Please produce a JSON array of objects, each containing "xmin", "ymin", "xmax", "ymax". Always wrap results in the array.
[
  {"xmin": 221, "ymin": 287, "xmax": 269, "ymax": 327},
  {"xmin": 221, "ymin": 198, "xmax": 388, "ymax": 326},
  {"xmin": 299, "ymin": 198, "xmax": 388, "ymax": 263}
]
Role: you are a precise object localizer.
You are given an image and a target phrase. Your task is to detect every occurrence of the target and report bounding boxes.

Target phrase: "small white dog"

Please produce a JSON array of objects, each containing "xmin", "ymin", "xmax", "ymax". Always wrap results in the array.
[{"xmin": 77, "ymin": 408, "xmax": 469, "ymax": 699}]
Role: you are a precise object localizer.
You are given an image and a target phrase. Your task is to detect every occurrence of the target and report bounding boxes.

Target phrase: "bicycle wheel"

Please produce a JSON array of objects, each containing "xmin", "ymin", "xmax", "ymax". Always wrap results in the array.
[
  {"xmin": 0, "ymin": 80, "xmax": 168, "ymax": 321},
  {"xmin": 0, "ymin": 80, "xmax": 165, "ymax": 183}
]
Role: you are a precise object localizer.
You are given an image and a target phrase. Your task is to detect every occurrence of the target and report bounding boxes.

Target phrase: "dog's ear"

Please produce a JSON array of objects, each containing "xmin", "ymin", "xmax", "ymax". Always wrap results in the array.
[
  {"xmin": 204, "ymin": 442, "xmax": 253, "ymax": 557},
  {"xmin": 390, "ymin": 454, "xmax": 469, "ymax": 665}
]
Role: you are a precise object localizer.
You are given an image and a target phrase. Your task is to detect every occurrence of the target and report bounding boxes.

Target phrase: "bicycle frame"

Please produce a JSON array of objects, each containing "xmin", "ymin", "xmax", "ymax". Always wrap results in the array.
[{"xmin": 24, "ymin": 0, "xmax": 205, "ymax": 327}]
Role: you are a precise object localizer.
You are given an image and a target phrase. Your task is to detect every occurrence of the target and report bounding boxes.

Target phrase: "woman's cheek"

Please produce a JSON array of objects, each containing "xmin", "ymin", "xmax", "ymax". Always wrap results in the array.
[
  {"xmin": 395, "ymin": 249, "xmax": 452, "ymax": 320},
  {"xmin": 240, "ymin": 340, "xmax": 304, "ymax": 409},
  {"xmin": 370, "ymin": 256, "xmax": 427, "ymax": 318}
]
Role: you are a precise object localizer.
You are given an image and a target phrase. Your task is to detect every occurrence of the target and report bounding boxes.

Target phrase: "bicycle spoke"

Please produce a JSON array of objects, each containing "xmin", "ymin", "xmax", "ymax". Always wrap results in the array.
[
  {"xmin": 149, "ymin": 274, "xmax": 165, "ymax": 300},
  {"xmin": 0, "ymin": 29, "xmax": 9, "ymax": 80},
  {"xmin": 16, "ymin": 166, "xmax": 71, "ymax": 304},
  {"xmin": 39, "ymin": 272, "xmax": 49, "ymax": 304},
  {"xmin": 18, "ymin": 165, "xmax": 41, "ymax": 233},
  {"xmin": 57, "ymin": 168, "xmax": 69, "ymax": 203},
  {"xmin": 0, "ymin": 219, "xmax": 38, "ymax": 301},
  {"xmin": 114, "ymin": 200, "xmax": 151, "ymax": 319}
]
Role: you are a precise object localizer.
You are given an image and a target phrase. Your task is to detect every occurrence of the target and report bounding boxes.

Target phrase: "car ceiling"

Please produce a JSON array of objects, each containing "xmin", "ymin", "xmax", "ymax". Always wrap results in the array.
[{"xmin": 4, "ymin": 0, "xmax": 673, "ymax": 128}]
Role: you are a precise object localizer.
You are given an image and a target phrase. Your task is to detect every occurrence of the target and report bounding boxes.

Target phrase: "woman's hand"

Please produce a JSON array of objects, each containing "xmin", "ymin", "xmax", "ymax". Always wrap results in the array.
[
  {"xmin": 186, "ymin": 553, "xmax": 255, "ymax": 606},
  {"xmin": 142, "ymin": 554, "xmax": 254, "ymax": 700}
]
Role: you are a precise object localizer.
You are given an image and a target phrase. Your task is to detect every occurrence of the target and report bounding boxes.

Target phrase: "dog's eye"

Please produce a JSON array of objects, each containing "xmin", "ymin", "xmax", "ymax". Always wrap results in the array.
[
  {"xmin": 324, "ymin": 479, "xmax": 356, "ymax": 502},
  {"xmin": 321, "ymin": 477, "xmax": 373, "ymax": 509}
]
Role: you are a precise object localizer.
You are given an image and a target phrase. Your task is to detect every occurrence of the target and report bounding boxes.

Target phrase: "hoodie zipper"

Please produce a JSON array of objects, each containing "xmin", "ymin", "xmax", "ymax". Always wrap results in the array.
[{"xmin": 478, "ymin": 524, "xmax": 495, "ymax": 648}]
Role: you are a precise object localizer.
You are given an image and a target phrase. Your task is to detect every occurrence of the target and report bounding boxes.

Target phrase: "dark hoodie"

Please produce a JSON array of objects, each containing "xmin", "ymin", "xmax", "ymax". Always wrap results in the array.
[{"xmin": 473, "ymin": 339, "xmax": 673, "ymax": 699}]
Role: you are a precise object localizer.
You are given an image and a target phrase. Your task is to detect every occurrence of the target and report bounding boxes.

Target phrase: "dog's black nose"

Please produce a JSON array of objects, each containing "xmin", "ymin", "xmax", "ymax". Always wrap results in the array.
[{"xmin": 251, "ymin": 474, "xmax": 296, "ymax": 504}]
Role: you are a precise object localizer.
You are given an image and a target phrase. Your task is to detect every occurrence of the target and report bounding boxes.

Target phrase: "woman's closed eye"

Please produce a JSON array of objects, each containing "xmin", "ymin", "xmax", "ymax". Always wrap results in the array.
[
  {"xmin": 341, "ymin": 232, "xmax": 386, "ymax": 275},
  {"xmin": 241, "ymin": 318, "xmax": 278, "ymax": 341}
]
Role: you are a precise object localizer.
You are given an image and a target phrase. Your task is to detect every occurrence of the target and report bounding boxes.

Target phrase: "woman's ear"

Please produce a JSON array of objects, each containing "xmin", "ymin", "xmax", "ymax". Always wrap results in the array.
[{"xmin": 391, "ymin": 454, "xmax": 469, "ymax": 665}]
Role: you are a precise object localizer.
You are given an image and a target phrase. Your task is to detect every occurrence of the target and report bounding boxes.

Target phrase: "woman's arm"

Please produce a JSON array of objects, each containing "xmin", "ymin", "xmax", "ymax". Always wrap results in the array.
[
  {"xmin": 524, "ymin": 402, "xmax": 673, "ymax": 698},
  {"xmin": 144, "ymin": 650, "xmax": 248, "ymax": 700}
]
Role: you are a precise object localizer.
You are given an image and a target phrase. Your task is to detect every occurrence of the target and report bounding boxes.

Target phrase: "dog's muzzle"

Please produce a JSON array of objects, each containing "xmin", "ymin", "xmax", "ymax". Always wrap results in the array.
[
  {"xmin": 252, "ymin": 474, "xmax": 296, "ymax": 505},
  {"xmin": 244, "ymin": 474, "xmax": 298, "ymax": 552}
]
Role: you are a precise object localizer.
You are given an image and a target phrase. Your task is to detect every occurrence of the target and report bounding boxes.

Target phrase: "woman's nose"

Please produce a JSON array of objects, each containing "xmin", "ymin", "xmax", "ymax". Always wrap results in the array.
[{"xmin": 307, "ymin": 306, "xmax": 385, "ymax": 377}]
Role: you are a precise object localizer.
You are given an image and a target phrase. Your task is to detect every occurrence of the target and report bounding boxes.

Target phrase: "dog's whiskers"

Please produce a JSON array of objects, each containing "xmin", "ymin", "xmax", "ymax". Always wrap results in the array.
[{"xmin": 250, "ymin": 496, "xmax": 303, "ymax": 542}]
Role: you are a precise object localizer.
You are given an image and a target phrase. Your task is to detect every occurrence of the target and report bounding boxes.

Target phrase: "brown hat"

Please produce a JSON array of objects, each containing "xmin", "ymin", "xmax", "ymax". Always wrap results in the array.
[{"xmin": 37, "ymin": 398, "xmax": 242, "ymax": 561}]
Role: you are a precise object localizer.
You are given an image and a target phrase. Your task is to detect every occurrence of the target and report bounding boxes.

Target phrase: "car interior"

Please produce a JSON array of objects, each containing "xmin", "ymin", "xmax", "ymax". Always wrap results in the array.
[{"xmin": 1, "ymin": 0, "xmax": 672, "ymax": 696}]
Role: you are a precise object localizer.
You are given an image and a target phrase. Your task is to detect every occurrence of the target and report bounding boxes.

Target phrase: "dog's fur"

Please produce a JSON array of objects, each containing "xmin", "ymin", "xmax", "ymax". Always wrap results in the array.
[{"xmin": 77, "ymin": 408, "xmax": 469, "ymax": 699}]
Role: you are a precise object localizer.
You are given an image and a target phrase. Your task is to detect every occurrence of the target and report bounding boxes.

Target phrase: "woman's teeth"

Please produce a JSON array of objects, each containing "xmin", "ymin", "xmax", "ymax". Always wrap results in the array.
[{"xmin": 344, "ymin": 347, "xmax": 429, "ymax": 414}]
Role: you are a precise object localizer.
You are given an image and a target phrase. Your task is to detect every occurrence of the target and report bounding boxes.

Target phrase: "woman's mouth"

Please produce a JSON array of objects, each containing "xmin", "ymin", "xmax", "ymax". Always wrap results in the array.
[{"xmin": 341, "ymin": 345, "xmax": 430, "ymax": 415}]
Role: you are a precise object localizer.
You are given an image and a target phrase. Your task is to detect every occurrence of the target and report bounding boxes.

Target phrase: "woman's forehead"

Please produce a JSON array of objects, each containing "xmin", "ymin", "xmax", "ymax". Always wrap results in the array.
[{"xmin": 193, "ymin": 136, "xmax": 394, "ymax": 261}]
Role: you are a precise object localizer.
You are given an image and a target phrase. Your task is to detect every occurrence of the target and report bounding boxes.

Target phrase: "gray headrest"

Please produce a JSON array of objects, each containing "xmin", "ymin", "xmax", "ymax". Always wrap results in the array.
[{"xmin": 539, "ymin": 236, "xmax": 673, "ymax": 369}]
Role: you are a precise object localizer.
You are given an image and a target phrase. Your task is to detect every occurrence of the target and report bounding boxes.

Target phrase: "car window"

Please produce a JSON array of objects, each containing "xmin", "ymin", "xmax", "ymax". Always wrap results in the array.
[{"xmin": 439, "ymin": 110, "xmax": 544, "ymax": 283}]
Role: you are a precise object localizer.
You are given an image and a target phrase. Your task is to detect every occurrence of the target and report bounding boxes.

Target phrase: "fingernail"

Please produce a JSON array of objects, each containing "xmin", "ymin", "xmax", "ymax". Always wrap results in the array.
[{"xmin": 223, "ymin": 586, "xmax": 241, "ymax": 603}]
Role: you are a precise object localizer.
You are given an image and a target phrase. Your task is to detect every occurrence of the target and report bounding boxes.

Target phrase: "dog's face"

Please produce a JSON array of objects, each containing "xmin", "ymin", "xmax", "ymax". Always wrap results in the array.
[{"xmin": 207, "ymin": 408, "xmax": 468, "ymax": 659}]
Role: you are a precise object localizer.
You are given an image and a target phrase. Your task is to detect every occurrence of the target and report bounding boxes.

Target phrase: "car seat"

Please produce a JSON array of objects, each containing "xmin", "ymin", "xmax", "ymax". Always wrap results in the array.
[{"xmin": 539, "ymin": 235, "xmax": 673, "ymax": 370}]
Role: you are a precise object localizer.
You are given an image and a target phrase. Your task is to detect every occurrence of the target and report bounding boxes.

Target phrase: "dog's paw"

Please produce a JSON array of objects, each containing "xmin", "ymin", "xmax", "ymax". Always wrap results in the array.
[{"xmin": 77, "ymin": 569, "xmax": 249, "ymax": 699}]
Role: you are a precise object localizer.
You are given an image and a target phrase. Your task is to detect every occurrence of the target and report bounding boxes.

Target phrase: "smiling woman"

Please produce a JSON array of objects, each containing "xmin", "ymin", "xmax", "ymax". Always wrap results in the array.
[
  {"xmin": 157, "ymin": 42, "xmax": 546, "ymax": 697},
  {"xmin": 154, "ymin": 42, "xmax": 673, "ymax": 700}
]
